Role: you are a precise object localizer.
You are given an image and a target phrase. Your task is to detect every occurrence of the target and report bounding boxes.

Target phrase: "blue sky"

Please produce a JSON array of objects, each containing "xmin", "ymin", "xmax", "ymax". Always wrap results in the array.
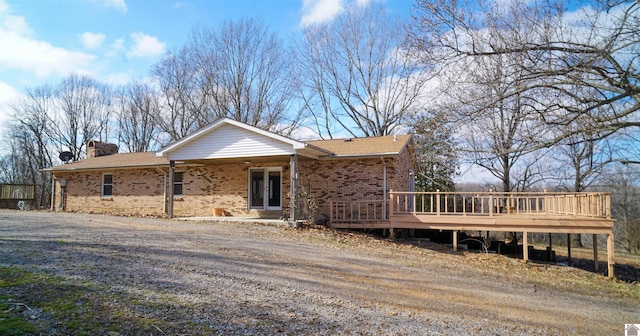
[{"xmin": 0, "ymin": 0, "xmax": 413, "ymax": 127}]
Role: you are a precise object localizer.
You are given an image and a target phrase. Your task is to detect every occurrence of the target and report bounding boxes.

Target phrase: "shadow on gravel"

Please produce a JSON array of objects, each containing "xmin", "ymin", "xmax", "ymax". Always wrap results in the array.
[
  {"xmin": 389, "ymin": 235, "xmax": 640, "ymax": 283},
  {"xmin": 0, "ymin": 237, "xmax": 389, "ymax": 334}
]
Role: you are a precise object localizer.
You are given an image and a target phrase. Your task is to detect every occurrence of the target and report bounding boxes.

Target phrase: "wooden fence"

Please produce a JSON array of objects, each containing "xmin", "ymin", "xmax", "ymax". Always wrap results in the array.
[{"xmin": 0, "ymin": 184, "xmax": 35, "ymax": 200}]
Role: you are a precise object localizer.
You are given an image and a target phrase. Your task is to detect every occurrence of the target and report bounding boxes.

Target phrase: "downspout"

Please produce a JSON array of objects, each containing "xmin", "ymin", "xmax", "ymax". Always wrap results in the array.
[
  {"xmin": 381, "ymin": 157, "xmax": 387, "ymax": 220},
  {"xmin": 156, "ymin": 167, "xmax": 167, "ymax": 214}
]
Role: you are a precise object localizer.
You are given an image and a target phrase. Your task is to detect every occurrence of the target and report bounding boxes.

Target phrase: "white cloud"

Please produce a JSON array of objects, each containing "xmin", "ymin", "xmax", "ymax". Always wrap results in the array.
[
  {"xmin": 355, "ymin": 0, "xmax": 372, "ymax": 7},
  {"xmin": 88, "ymin": 0, "xmax": 127, "ymax": 13},
  {"xmin": 105, "ymin": 72, "xmax": 130, "ymax": 85},
  {"xmin": 0, "ymin": 81, "xmax": 23, "ymax": 130},
  {"xmin": 127, "ymin": 32, "xmax": 165, "ymax": 58},
  {"xmin": 80, "ymin": 32, "xmax": 106, "ymax": 49},
  {"xmin": 299, "ymin": 0, "xmax": 378, "ymax": 27},
  {"xmin": 0, "ymin": 1, "xmax": 95, "ymax": 79},
  {"xmin": 3, "ymin": 13, "xmax": 32, "ymax": 36},
  {"xmin": 300, "ymin": 0, "xmax": 344, "ymax": 27}
]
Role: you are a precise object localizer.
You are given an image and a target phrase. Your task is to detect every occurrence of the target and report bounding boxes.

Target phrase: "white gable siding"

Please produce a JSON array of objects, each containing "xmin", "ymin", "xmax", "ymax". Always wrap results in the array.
[{"xmin": 166, "ymin": 124, "xmax": 295, "ymax": 161}]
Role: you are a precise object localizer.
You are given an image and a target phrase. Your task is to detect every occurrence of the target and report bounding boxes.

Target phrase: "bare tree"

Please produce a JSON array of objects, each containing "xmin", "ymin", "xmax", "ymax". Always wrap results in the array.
[
  {"xmin": 444, "ymin": 51, "xmax": 549, "ymax": 192},
  {"xmin": 409, "ymin": 112, "xmax": 458, "ymax": 192},
  {"xmin": 49, "ymin": 74, "xmax": 112, "ymax": 160},
  {"xmin": 3, "ymin": 85, "xmax": 56, "ymax": 207},
  {"xmin": 190, "ymin": 18, "xmax": 301, "ymax": 133},
  {"xmin": 152, "ymin": 46, "xmax": 201, "ymax": 142},
  {"xmin": 296, "ymin": 3, "xmax": 431, "ymax": 138},
  {"xmin": 600, "ymin": 164, "xmax": 640, "ymax": 254},
  {"xmin": 115, "ymin": 81, "xmax": 161, "ymax": 152},
  {"xmin": 152, "ymin": 18, "xmax": 301, "ymax": 140},
  {"xmin": 409, "ymin": 0, "xmax": 640, "ymax": 147},
  {"xmin": 555, "ymin": 126, "xmax": 613, "ymax": 192}
]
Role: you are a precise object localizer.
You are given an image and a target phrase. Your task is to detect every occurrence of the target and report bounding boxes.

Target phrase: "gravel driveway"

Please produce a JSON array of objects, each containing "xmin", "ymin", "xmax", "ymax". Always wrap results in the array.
[{"xmin": 0, "ymin": 210, "xmax": 636, "ymax": 335}]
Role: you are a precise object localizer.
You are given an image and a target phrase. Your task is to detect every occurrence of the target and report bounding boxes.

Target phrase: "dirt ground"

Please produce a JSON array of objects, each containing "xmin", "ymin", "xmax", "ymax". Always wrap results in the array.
[{"xmin": 0, "ymin": 210, "xmax": 637, "ymax": 335}]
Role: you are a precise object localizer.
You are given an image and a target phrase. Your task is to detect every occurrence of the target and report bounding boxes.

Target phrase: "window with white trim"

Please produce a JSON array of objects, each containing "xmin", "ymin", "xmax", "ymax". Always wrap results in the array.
[
  {"xmin": 102, "ymin": 173, "xmax": 113, "ymax": 197},
  {"xmin": 173, "ymin": 171, "xmax": 183, "ymax": 196}
]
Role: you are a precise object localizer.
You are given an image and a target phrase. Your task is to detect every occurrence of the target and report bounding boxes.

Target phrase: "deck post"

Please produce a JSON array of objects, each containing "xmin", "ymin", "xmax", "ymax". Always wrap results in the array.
[
  {"xmin": 544, "ymin": 189, "xmax": 549, "ymax": 216},
  {"xmin": 329, "ymin": 200, "xmax": 333, "ymax": 223},
  {"xmin": 567, "ymin": 234, "xmax": 572, "ymax": 266},
  {"xmin": 523, "ymin": 231, "xmax": 528, "ymax": 261},
  {"xmin": 436, "ymin": 189, "xmax": 441, "ymax": 216},
  {"xmin": 607, "ymin": 232, "xmax": 615, "ymax": 278},
  {"xmin": 388, "ymin": 189, "xmax": 393, "ymax": 218},
  {"xmin": 593, "ymin": 234, "xmax": 599, "ymax": 272},
  {"xmin": 548, "ymin": 233, "xmax": 553, "ymax": 261},
  {"xmin": 452, "ymin": 230, "xmax": 457, "ymax": 252},
  {"xmin": 489, "ymin": 190, "xmax": 493, "ymax": 217}
]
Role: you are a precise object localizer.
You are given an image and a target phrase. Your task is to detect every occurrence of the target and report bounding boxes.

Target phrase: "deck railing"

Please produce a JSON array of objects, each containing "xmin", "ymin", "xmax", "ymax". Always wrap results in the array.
[
  {"xmin": 329, "ymin": 191, "xmax": 611, "ymax": 223},
  {"xmin": 329, "ymin": 199, "xmax": 386, "ymax": 223},
  {"xmin": 389, "ymin": 190, "xmax": 611, "ymax": 219}
]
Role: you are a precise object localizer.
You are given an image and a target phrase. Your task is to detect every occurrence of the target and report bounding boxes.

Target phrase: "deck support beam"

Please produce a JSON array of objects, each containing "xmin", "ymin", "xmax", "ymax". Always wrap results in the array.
[
  {"xmin": 452, "ymin": 230, "xmax": 458, "ymax": 252},
  {"xmin": 593, "ymin": 234, "xmax": 599, "ymax": 272},
  {"xmin": 523, "ymin": 231, "xmax": 528, "ymax": 261},
  {"xmin": 607, "ymin": 233, "xmax": 615, "ymax": 278},
  {"xmin": 567, "ymin": 234, "xmax": 572, "ymax": 266}
]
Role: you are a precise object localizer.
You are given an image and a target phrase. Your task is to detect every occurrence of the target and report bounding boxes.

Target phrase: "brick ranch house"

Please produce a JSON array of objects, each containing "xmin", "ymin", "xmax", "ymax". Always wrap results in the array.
[{"xmin": 44, "ymin": 118, "xmax": 417, "ymax": 221}]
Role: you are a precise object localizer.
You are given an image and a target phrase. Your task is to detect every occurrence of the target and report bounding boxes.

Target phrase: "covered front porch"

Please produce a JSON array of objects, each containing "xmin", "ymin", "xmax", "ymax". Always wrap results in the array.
[{"xmin": 329, "ymin": 190, "xmax": 616, "ymax": 278}]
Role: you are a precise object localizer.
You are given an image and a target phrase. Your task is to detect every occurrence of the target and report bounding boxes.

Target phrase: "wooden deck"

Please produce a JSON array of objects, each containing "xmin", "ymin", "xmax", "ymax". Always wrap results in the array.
[{"xmin": 329, "ymin": 190, "xmax": 615, "ymax": 277}]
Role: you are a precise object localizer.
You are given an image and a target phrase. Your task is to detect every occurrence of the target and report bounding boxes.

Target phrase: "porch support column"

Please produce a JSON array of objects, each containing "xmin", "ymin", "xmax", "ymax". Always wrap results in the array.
[
  {"xmin": 381, "ymin": 157, "xmax": 387, "ymax": 220},
  {"xmin": 168, "ymin": 160, "xmax": 175, "ymax": 219},
  {"xmin": 50, "ymin": 177, "xmax": 56, "ymax": 211},
  {"xmin": 289, "ymin": 154, "xmax": 298, "ymax": 222},
  {"xmin": 607, "ymin": 232, "xmax": 615, "ymax": 278}
]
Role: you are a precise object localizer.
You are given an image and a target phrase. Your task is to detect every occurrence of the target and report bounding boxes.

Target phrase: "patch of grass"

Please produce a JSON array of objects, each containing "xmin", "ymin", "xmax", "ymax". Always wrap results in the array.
[
  {"xmin": 0, "ymin": 296, "xmax": 37, "ymax": 335},
  {"xmin": 0, "ymin": 265, "xmax": 213, "ymax": 334},
  {"xmin": 0, "ymin": 267, "xmax": 46, "ymax": 335}
]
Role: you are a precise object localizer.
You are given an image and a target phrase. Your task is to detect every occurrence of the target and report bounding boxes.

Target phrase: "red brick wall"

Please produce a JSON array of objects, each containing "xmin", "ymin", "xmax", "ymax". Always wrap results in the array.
[
  {"xmin": 52, "ymin": 148, "xmax": 416, "ymax": 219},
  {"xmin": 297, "ymin": 149, "xmax": 416, "ymax": 218},
  {"xmin": 172, "ymin": 160, "xmax": 290, "ymax": 217},
  {"xmin": 53, "ymin": 168, "xmax": 166, "ymax": 217},
  {"xmin": 52, "ymin": 160, "xmax": 292, "ymax": 218}
]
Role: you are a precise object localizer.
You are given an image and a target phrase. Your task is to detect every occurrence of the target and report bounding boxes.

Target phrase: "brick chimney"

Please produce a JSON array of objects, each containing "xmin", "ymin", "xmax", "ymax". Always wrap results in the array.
[{"xmin": 87, "ymin": 140, "xmax": 119, "ymax": 158}]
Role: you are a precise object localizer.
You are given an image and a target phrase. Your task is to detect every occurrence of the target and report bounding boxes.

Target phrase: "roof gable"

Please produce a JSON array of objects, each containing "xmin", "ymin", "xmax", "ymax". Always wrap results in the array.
[{"xmin": 156, "ymin": 118, "xmax": 309, "ymax": 161}]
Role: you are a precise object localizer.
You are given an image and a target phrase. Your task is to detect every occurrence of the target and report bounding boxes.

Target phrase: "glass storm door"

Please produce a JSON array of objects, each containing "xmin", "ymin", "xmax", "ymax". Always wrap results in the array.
[{"xmin": 249, "ymin": 168, "xmax": 281, "ymax": 210}]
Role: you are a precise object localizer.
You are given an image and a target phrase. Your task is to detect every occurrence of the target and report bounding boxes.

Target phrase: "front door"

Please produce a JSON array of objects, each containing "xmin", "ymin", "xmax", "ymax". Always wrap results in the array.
[{"xmin": 249, "ymin": 168, "xmax": 281, "ymax": 210}]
